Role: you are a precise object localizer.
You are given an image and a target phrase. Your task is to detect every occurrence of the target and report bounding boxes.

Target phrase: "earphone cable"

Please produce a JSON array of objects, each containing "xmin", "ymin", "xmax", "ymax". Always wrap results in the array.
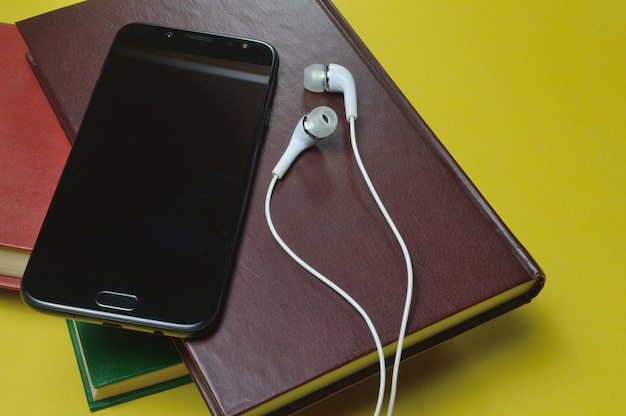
[
  {"xmin": 349, "ymin": 117, "xmax": 414, "ymax": 416},
  {"xmin": 265, "ymin": 175, "xmax": 387, "ymax": 416}
]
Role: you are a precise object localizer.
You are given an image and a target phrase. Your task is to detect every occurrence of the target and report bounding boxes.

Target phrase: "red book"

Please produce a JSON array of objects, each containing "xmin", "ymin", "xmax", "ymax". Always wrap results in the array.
[
  {"xmin": 16, "ymin": 1, "xmax": 544, "ymax": 414},
  {"xmin": 0, "ymin": 23, "xmax": 70, "ymax": 290}
]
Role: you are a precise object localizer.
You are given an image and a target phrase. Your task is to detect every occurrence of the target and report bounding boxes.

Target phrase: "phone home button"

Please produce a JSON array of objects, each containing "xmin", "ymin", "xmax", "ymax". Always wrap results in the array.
[{"xmin": 96, "ymin": 291, "xmax": 138, "ymax": 311}]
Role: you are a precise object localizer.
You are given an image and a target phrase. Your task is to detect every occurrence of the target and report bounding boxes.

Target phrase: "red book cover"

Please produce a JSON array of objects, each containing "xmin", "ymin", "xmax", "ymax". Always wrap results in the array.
[
  {"xmin": 0, "ymin": 23, "xmax": 70, "ymax": 290},
  {"xmin": 16, "ymin": 1, "xmax": 544, "ymax": 414}
]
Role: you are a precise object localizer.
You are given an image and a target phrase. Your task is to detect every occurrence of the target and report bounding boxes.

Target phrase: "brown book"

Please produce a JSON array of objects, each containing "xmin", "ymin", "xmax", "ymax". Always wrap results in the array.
[
  {"xmin": 17, "ymin": 0, "xmax": 544, "ymax": 415},
  {"xmin": 0, "ymin": 23, "xmax": 70, "ymax": 290}
]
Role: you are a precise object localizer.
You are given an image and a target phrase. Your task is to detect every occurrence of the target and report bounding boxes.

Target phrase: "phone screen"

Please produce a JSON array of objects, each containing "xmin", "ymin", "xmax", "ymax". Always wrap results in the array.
[{"xmin": 22, "ymin": 24, "xmax": 278, "ymax": 336}]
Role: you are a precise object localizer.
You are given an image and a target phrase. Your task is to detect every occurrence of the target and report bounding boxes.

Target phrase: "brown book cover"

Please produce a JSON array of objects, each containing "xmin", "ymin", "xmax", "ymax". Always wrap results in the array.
[
  {"xmin": 0, "ymin": 23, "xmax": 70, "ymax": 290},
  {"xmin": 17, "ymin": 0, "xmax": 544, "ymax": 415}
]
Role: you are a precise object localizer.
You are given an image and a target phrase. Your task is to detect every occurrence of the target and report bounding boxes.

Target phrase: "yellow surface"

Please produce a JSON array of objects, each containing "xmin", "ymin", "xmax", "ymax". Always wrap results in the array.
[{"xmin": 1, "ymin": 0, "xmax": 624, "ymax": 415}]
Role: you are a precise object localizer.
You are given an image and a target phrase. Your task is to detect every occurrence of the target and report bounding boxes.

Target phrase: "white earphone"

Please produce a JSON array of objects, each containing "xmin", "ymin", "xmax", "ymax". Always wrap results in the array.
[
  {"xmin": 266, "ymin": 64, "xmax": 413, "ymax": 416},
  {"xmin": 272, "ymin": 106, "xmax": 338, "ymax": 179},
  {"xmin": 304, "ymin": 63, "xmax": 358, "ymax": 121}
]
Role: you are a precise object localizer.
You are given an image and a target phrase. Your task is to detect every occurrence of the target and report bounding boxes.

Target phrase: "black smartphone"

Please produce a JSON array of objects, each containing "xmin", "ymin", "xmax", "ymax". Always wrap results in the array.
[{"xmin": 21, "ymin": 23, "xmax": 279, "ymax": 337}]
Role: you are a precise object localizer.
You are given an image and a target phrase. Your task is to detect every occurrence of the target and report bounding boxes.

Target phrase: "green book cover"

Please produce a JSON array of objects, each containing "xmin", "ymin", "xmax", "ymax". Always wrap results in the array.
[{"xmin": 66, "ymin": 320, "xmax": 192, "ymax": 411}]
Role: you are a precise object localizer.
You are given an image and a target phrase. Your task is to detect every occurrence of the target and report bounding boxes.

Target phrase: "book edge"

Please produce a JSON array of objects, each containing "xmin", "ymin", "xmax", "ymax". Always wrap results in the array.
[
  {"xmin": 178, "ymin": 277, "xmax": 542, "ymax": 415},
  {"xmin": 0, "ymin": 246, "xmax": 30, "ymax": 279},
  {"xmin": 67, "ymin": 320, "xmax": 100, "ymax": 405},
  {"xmin": 87, "ymin": 375, "xmax": 193, "ymax": 412},
  {"xmin": 22, "ymin": 51, "xmax": 77, "ymax": 143}
]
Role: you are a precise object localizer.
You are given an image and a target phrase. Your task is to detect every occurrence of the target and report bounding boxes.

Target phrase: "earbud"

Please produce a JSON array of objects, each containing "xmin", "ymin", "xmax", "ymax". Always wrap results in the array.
[
  {"xmin": 304, "ymin": 64, "xmax": 357, "ymax": 121},
  {"xmin": 272, "ymin": 106, "xmax": 338, "ymax": 179}
]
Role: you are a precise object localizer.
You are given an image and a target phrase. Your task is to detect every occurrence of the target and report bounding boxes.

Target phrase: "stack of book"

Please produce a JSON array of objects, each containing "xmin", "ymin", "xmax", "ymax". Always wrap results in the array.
[{"xmin": 1, "ymin": 0, "xmax": 544, "ymax": 414}]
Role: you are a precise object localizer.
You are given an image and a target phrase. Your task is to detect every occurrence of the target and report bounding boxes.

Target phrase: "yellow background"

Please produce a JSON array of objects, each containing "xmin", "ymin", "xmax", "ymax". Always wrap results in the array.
[{"xmin": 2, "ymin": 0, "xmax": 624, "ymax": 414}]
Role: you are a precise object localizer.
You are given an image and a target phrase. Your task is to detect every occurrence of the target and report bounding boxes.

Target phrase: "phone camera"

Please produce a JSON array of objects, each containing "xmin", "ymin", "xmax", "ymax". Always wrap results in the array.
[{"xmin": 165, "ymin": 31, "xmax": 173, "ymax": 39}]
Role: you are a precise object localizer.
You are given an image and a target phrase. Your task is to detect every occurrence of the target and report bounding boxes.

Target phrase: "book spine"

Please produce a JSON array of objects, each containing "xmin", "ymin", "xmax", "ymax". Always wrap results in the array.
[{"xmin": 173, "ymin": 340, "xmax": 225, "ymax": 416}]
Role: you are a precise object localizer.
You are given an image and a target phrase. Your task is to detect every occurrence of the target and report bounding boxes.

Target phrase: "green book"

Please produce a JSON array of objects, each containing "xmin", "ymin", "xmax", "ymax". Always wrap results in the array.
[{"xmin": 66, "ymin": 320, "xmax": 192, "ymax": 411}]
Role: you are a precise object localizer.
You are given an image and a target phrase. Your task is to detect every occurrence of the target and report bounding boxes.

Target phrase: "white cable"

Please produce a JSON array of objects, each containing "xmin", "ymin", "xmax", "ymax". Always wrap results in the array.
[
  {"xmin": 349, "ymin": 116, "xmax": 414, "ymax": 416},
  {"xmin": 265, "ymin": 175, "xmax": 386, "ymax": 416}
]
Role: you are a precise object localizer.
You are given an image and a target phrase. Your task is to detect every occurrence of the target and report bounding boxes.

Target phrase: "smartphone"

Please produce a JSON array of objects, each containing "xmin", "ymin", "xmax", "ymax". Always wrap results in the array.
[{"xmin": 21, "ymin": 23, "xmax": 279, "ymax": 337}]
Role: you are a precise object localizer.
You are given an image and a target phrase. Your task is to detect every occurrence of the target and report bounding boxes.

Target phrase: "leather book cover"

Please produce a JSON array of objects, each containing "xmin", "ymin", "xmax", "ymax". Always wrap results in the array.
[
  {"xmin": 0, "ymin": 23, "xmax": 70, "ymax": 290},
  {"xmin": 16, "ymin": 1, "xmax": 544, "ymax": 414}
]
